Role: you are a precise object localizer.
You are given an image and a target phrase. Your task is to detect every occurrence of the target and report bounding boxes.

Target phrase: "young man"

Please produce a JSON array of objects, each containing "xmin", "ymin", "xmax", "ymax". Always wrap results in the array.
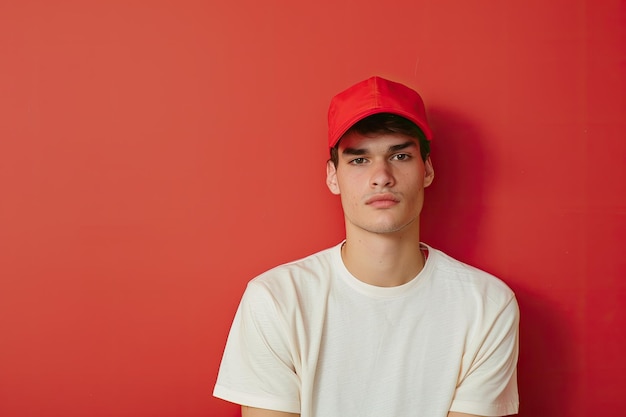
[{"xmin": 214, "ymin": 76, "xmax": 520, "ymax": 417}]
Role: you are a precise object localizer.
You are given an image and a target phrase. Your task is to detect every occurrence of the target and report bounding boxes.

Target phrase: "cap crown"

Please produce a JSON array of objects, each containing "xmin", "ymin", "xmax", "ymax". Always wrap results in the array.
[{"xmin": 327, "ymin": 76, "xmax": 432, "ymax": 148}]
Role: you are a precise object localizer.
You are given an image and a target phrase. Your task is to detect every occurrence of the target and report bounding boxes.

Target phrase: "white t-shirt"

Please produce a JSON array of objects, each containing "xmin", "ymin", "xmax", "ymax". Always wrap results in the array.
[{"xmin": 214, "ymin": 242, "xmax": 519, "ymax": 417}]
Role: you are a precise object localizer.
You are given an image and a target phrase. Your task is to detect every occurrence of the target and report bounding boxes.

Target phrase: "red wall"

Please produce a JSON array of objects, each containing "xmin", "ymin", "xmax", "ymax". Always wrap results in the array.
[{"xmin": 1, "ymin": 1, "xmax": 624, "ymax": 416}]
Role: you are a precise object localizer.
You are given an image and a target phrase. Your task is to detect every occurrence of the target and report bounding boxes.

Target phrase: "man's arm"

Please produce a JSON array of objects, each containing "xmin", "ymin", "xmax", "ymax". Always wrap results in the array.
[{"xmin": 242, "ymin": 406, "xmax": 299, "ymax": 417}]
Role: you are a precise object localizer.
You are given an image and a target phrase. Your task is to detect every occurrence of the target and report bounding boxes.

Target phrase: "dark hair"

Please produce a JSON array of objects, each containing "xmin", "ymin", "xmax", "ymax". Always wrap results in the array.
[{"xmin": 329, "ymin": 113, "xmax": 431, "ymax": 166}]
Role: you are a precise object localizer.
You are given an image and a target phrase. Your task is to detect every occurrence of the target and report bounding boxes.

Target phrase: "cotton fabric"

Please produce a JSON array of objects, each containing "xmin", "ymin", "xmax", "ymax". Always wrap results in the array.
[{"xmin": 214, "ymin": 242, "xmax": 519, "ymax": 417}]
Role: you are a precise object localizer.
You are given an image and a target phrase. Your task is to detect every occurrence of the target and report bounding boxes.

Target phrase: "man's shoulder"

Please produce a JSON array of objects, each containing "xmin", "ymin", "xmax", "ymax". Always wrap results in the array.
[
  {"xmin": 239, "ymin": 242, "xmax": 342, "ymax": 317},
  {"xmin": 247, "ymin": 242, "xmax": 342, "ymax": 293},
  {"xmin": 426, "ymin": 244, "xmax": 516, "ymax": 303}
]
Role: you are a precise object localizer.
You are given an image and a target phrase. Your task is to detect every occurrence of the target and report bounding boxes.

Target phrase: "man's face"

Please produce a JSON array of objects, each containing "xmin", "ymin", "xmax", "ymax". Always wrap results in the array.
[{"xmin": 326, "ymin": 131, "xmax": 434, "ymax": 236}]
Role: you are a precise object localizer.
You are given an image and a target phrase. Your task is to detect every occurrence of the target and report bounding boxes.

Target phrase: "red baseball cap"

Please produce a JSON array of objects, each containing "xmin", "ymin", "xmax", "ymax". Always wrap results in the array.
[{"xmin": 327, "ymin": 76, "xmax": 433, "ymax": 148}]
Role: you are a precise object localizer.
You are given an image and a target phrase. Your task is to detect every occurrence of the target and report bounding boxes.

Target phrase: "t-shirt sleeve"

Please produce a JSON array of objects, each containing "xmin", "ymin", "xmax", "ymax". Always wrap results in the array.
[
  {"xmin": 449, "ymin": 294, "xmax": 520, "ymax": 416},
  {"xmin": 213, "ymin": 282, "xmax": 301, "ymax": 414}
]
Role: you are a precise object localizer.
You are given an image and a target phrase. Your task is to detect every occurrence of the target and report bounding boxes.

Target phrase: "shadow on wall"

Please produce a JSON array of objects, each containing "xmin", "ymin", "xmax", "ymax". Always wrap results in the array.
[
  {"xmin": 421, "ymin": 106, "xmax": 575, "ymax": 416},
  {"xmin": 420, "ymin": 105, "xmax": 491, "ymax": 260},
  {"xmin": 513, "ymin": 285, "xmax": 577, "ymax": 417}
]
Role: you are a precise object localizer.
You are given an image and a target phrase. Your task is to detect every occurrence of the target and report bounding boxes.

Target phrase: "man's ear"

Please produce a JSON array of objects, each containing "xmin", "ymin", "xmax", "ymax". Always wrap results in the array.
[
  {"xmin": 423, "ymin": 157, "xmax": 435, "ymax": 187},
  {"xmin": 326, "ymin": 160, "xmax": 341, "ymax": 195}
]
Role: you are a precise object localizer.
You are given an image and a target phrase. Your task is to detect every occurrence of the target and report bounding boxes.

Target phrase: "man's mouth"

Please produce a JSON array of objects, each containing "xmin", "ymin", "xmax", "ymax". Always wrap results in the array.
[{"xmin": 365, "ymin": 193, "xmax": 400, "ymax": 208}]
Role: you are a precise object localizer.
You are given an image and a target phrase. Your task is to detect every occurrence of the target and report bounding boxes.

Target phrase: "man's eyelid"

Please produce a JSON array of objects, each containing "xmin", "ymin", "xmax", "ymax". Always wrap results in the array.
[
  {"xmin": 391, "ymin": 152, "xmax": 413, "ymax": 160},
  {"xmin": 348, "ymin": 156, "xmax": 369, "ymax": 165},
  {"xmin": 390, "ymin": 141, "xmax": 418, "ymax": 156},
  {"xmin": 341, "ymin": 148, "xmax": 370, "ymax": 164}
]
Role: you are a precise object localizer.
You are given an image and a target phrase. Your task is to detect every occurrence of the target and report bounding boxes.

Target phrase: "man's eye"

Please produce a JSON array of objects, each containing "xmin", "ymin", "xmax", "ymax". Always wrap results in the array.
[
  {"xmin": 392, "ymin": 153, "xmax": 411, "ymax": 161},
  {"xmin": 350, "ymin": 157, "xmax": 367, "ymax": 165}
]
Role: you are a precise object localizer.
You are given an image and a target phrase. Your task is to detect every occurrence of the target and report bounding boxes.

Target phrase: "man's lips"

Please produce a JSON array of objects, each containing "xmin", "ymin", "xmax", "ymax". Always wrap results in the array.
[{"xmin": 365, "ymin": 193, "xmax": 400, "ymax": 207}]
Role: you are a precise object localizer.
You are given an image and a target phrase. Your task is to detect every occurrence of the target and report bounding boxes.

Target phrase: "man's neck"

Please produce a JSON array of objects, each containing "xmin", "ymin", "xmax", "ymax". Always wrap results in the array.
[{"xmin": 341, "ymin": 227, "xmax": 425, "ymax": 287}]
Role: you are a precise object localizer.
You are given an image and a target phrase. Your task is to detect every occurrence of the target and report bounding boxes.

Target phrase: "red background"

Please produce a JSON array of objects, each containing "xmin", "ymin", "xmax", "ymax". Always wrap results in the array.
[{"xmin": 1, "ymin": 1, "xmax": 625, "ymax": 416}]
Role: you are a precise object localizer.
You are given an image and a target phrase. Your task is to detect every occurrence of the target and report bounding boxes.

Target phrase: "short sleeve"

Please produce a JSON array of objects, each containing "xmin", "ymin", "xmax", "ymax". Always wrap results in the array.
[
  {"xmin": 213, "ymin": 282, "xmax": 301, "ymax": 414},
  {"xmin": 449, "ymin": 295, "xmax": 520, "ymax": 416}
]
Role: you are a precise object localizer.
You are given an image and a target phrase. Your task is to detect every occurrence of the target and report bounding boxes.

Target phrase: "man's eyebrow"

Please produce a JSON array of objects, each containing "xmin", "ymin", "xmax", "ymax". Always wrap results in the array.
[
  {"xmin": 388, "ymin": 141, "xmax": 417, "ymax": 153},
  {"xmin": 341, "ymin": 141, "xmax": 417, "ymax": 157},
  {"xmin": 342, "ymin": 147, "xmax": 367, "ymax": 156}
]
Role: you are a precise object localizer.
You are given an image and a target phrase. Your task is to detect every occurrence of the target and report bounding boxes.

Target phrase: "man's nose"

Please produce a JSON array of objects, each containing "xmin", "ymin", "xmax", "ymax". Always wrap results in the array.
[{"xmin": 370, "ymin": 160, "xmax": 395, "ymax": 188}]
